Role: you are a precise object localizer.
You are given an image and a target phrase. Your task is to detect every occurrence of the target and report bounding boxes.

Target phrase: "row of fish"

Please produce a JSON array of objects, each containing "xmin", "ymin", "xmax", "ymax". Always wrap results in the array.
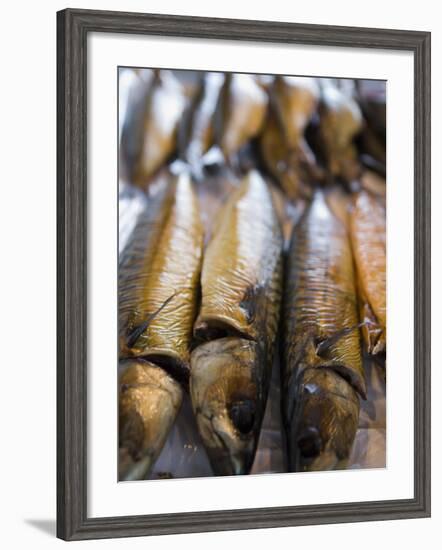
[
  {"xmin": 118, "ymin": 168, "xmax": 386, "ymax": 478},
  {"xmin": 120, "ymin": 69, "xmax": 386, "ymax": 200}
]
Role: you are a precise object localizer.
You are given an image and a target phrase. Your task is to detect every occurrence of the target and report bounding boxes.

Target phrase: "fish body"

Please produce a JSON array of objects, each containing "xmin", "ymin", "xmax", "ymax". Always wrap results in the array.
[
  {"xmin": 118, "ymin": 172, "xmax": 203, "ymax": 480},
  {"xmin": 216, "ymin": 74, "xmax": 268, "ymax": 160},
  {"xmin": 191, "ymin": 171, "xmax": 283, "ymax": 475},
  {"xmin": 179, "ymin": 72, "xmax": 224, "ymax": 166},
  {"xmin": 360, "ymin": 171, "xmax": 386, "ymax": 206},
  {"xmin": 119, "ymin": 171, "xmax": 204, "ymax": 382},
  {"xmin": 260, "ymin": 77, "xmax": 321, "ymax": 200},
  {"xmin": 272, "ymin": 76, "xmax": 320, "ymax": 149},
  {"xmin": 120, "ymin": 69, "xmax": 155, "ymax": 180},
  {"xmin": 349, "ymin": 190, "xmax": 386, "ymax": 354},
  {"xmin": 319, "ymin": 82, "xmax": 363, "ymax": 183},
  {"xmin": 133, "ymin": 71, "xmax": 187, "ymax": 187},
  {"xmin": 194, "ymin": 171, "xmax": 282, "ymax": 344},
  {"xmin": 324, "ymin": 185, "xmax": 351, "ymax": 229},
  {"xmin": 282, "ymin": 191, "xmax": 365, "ymax": 471},
  {"xmin": 260, "ymin": 109, "xmax": 311, "ymax": 201}
]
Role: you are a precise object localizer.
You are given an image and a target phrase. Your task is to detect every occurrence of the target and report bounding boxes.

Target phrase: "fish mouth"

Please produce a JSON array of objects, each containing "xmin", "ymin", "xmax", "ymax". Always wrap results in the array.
[
  {"xmin": 190, "ymin": 337, "xmax": 263, "ymax": 476},
  {"xmin": 198, "ymin": 411, "xmax": 256, "ymax": 476}
]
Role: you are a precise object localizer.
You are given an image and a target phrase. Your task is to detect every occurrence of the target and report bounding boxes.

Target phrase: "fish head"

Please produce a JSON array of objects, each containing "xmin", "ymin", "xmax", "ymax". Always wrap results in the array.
[
  {"xmin": 118, "ymin": 359, "xmax": 183, "ymax": 481},
  {"xmin": 287, "ymin": 367, "xmax": 360, "ymax": 472},
  {"xmin": 190, "ymin": 337, "xmax": 265, "ymax": 476}
]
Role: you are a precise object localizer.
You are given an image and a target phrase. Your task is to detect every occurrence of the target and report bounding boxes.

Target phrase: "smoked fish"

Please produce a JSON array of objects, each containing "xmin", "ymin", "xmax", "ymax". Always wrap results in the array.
[
  {"xmin": 179, "ymin": 72, "xmax": 224, "ymax": 167},
  {"xmin": 191, "ymin": 170, "xmax": 283, "ymax": 475},
  {"xmin": 272, "ymin": 76, "xmax": 320, "ymax": 151},
  {"xmin": 260, "ymin": 77, "xmax": 321, "ymax": 200},
  {"xmin": 118, "ymin": 172, "xmax": 203, "ymax": 479},
  {"xmin": 349, "ymin": 190, "xmax": 386, "ymax": 355},
  {"xmin": 260, "ymin": 108, "xmax": 312, "ymax": 201},
  {"xmin": 318, "ymin": 81, "xmax": 363, "ymax": 183},
  {"xmin": 282, "ymin": 191, "xmax": 365, "ymax": 471},
  {"xmin": 133, "ymin": 71, "xmax": 187, "ymax": 187},
  {"xmin": 215, "ymin": 74, "xmax": 268, "ymax": 161}
]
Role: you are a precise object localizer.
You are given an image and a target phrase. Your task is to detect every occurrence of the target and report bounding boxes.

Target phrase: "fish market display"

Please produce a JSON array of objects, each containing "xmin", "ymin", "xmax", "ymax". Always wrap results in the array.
[
  {"xmin": 350, "ymin": 190, "xmax": 386, "ymax": 355},
  {"xmin": 118, "ymin": 172, "xmax": 203, "ymax": 479},
  {"xmin": 191, "ymin": 171, "xmax": 283, "ymax": 475},
  {"xmin": 282, "ymin": 192, "xmax": 366, "ymax": 471},
  {"xmin": 118, "ymin": 68, "xmax": 387, "ymax": 480}
]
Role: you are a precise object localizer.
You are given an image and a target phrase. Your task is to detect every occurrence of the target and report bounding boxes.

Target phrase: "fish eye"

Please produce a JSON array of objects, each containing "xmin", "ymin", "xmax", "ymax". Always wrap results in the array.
[{"xmin": 229, "ymin": 399, "xmax": 256, "ymax": 435}]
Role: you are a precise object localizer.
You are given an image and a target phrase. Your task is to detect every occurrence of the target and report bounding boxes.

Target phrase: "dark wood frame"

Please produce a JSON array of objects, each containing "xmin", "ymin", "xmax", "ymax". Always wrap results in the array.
[{"xmin": 57, "ymin": 8, "xmax": 431, "ymax": 541}]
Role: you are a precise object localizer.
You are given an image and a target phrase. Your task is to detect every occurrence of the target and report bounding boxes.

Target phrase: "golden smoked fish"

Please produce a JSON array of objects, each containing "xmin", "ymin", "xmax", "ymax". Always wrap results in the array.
[
  {"xmin": 318, "ymin": 81, "xmax": 363, "ymax": 183},
  {"xmin": 272, "ymin": 76, "xmax": 320, "ymax": 150},
  {"xmin": 191, "ymin": 171, "xmax": 283, "ymax": 475},
  {"xmin": 260, "ymin": 108, "xmax": 311, "ymax": 201},
  {"xmin": 282, "ymin": 191, "xmax": 365, "ymax": 472},
  {"xmin": 349, "ymin": 190, "xmax": 386, "ymax": 354},
  {"xmin": 260, "ymin": 77, "xmax": 321, "ymax": 200},
  {"xmin": 118, "ymin": 172, "xmax": 203, "ymax": 480},
  {"xmin": 133, "ymin": 71, "xmax": 187, "ymax": 187},
  {"xmin": 120, "ymin": 69, "xmax": 154, "ymax": 180},
  {"xmin": 179, "ymin": 72, "xmax": 224, "ymax": 166},
  {"xmin": 216, "ymin": 74, "xmax": 268, "ymax": 160}
]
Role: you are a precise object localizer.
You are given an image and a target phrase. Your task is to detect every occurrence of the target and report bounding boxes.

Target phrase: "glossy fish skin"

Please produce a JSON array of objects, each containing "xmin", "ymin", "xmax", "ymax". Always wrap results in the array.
[
  {"xmin": 119, "ymin": 359, "xmax": 183, "ymax": 481},
  {"xmin": 134, "ymin": 71, "xmax": 187, "ymax": 187},
  {"xmin": 216, "ymin": 74, "xmax": 268, "ymax": 160},
  {"xmin": 194, "ymin": 171, "xmax": 283, "ymax": 344},
  {"xmin": 282, "ymin": 192, "xmax": 365, "ymax": 471},
  {"xmin": 191, "ymin": 338, "xmax": 265, "ymax": 476},
  {"xmin": 260, "ymin": 108, "xmax": 312, "ymax": 201},
  {"xmin": 179, "ymin": 72, "xmax": 224, "ymax": 166},
  {"xmin": 349, "ymin": 190, "xmax": 386, "ymax": 354},
  {"xmin": 272, "ymin": 76, "xmax": 320, "ymax": 150},
  {"xmin": 191, "ymin": 171, "xmax": 283, "ymax": 475},
  {"xmin": 120, "ymin": 69, "xmax": 154, "ymax": 179},
  {"xmin": 260, "ymin": 77, "xmax": 321, "ymax": 201},
  {"xmin": 286, "ymin": 368, "xmax": 360, "ymax": 471},
  {"xmin": 324, "ymin": 185, "xmax": 351, "ymax": 230},
  {"xmin": 119, "ymin": 172, "xmax": 204, "ymax": 384},
  {"xmin": 360, "ymin": 170, "xmax": 386, "ymax": 206},
  {"xmin": 318, "ymin": 82, "xmax": 363, "ymax": 183}
]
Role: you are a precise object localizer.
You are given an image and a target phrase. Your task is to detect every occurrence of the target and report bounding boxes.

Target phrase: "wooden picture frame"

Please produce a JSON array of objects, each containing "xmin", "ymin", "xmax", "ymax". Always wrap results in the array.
[{"xmin": 57, "ymin": 8, "xmax": 431, "ymax": 541}]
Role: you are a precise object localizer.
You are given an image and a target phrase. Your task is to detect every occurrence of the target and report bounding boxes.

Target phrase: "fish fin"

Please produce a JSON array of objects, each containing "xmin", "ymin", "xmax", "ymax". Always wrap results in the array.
[
  {"xmin": 315, "ymin": 322, "xmax": 365, "ymax": 358},
  {"xmin": 239, "ymin": 284, "xmax": 266, "ymax": 325},
  {"xmin": 314, "ymin": 324, "xmax": 368, "ymax": 399},
  {"xmin": 292, "ymin": 331, "xmax": 321, "ymax": 369},
  {"xmin": 126, "ymin": 291, "xmax": 178, "ymax": 349}
]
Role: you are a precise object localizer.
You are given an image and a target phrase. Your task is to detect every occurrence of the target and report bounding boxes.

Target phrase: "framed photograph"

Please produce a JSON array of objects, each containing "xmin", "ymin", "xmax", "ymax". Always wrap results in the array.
[{"xmin": 57, "ymin": 8, "xmax": 431, "ymax": 541}]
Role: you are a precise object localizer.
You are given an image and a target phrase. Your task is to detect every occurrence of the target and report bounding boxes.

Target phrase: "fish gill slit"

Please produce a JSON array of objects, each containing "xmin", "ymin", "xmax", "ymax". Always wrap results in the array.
[
  {"xmin": 194, "ymin": 319, "xmax": 255, "ymax": 344},
  {"xmin": 137, "ymin": 353, "xmax": 189, "ymax": 388}
]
